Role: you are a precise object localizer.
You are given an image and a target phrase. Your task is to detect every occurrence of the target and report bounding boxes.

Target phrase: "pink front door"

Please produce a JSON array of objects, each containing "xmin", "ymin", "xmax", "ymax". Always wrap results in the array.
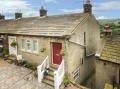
[{"xmin": 52, "ymin": 43, "xmax": 62, "ymax": 65}]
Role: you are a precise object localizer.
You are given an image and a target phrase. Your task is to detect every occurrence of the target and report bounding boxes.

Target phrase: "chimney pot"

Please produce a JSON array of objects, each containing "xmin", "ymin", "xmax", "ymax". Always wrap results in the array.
[
  {"xmin": 0, "ymin": 14, "xmax": 5, "ymax": 20},
  {"xmin": 15, "ymin": 12, "xmax": 22, "ymax": 19},
  {"xmin": 40, "ymin": 6, "xmax": 47, "ymax": 17},
  {"xmin": 84, "ymin": 0, "xmax": 92, "ymax": 14}
]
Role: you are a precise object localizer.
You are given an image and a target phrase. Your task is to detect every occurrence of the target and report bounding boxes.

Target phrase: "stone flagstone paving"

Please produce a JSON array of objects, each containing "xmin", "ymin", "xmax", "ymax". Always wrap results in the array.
[{"xmin": 0, "ymin": 59, "xmax": 53, "ymax": 89}]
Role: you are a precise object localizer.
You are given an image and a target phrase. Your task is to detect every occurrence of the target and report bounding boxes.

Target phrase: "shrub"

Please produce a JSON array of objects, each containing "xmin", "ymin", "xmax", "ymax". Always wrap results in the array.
[
  {"xmin": 24, "ymin": 62, "xmax": 37, "ymax": 71},
  {"xmin": 10, "ymin": 41, "xmax": 17, "ymax": 47},
  {"xmin": 40, "ymin": 48, "xmax": 46, "ymax": 53},
  {"xmin": 63, "ymin": 75, "xmax": 70, "ymax": 87},
  {"xmin": 6, "ymin": 59, "xmax": 13, "ymax": 64},
  {"xmin": 60, "ymin": 49, "xmax": 66, "ymax": 56},
  {"xmin": 3, "ymin": 48, "xmax": 9, "ymax": 55},
  {"xmin": 25, "ymin": 63, "xmax": 32, "ymax": 67}
]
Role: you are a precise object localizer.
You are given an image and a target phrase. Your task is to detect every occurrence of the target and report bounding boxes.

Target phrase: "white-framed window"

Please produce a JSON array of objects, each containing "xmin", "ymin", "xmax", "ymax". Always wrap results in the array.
[
  {"xmin": 21, "ymin": 39, "xmax": 25, "ymax": 49},
  {"xmin": 20, "ymin": 38, "xmax": 39, "ymax": 54},
  {"xmin": 26, "ymin": 40, "xmax": 31, "ymax": 52},
  {"xmin": 32, "ymin": 40, "xmax": 38, "ymax": 53}
]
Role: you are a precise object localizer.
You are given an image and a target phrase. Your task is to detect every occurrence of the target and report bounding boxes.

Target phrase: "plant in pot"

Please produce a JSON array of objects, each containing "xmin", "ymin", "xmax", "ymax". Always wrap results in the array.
[
  {"xmin": 10, "ymin": 41, "xmax": 17, "ymax": 47},
  {"xmin": 60, "ymin": 49, "xmax": 66, "ymax": 56},
  {"xmin": 40, "ymin": 48, "xmax": 46, "ymax": 53},
  {"xmin": 63, "ymin": 75, "xmax": 70, "ymax": 87},
  {"xmin": 45, "ymin": 67, "xmax": 49, "ymax": 73},
  {"xmin": 44, "ymin": 65, "xmax": 49, "ymax": 75}
]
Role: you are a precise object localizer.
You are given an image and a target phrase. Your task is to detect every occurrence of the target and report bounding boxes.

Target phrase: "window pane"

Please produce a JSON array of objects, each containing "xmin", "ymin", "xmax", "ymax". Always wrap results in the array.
[
  {"xmin": 26, "ymin": 40, "xmax": 31, "ymax": 51},
  {"xmin": 21, "ymin": 39, "xmax": 25, "ymax": 49},
  {"xmin": 33, "ymin": 40, "xmax": 37, "ymax": 52}
]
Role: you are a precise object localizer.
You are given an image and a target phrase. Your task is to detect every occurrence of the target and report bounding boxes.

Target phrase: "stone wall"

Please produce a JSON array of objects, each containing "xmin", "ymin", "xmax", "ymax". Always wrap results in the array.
[
  {"xmin": 80, "ymin": 56, "xmax": 96, "ymax": 88},
  {"xmin": 69, "ymin": 15, "xmax": 101, "ymax": 57},
  {"xmin": 96, "ymin": 59, "xmax": 120, "ymax": 89},
  {"xmin": 67, "ymin": 42, "xmax": 84, "ymax": 81},
  {"xmin": 17, "ymin": 36, "xmax": 66, "ymax": 65},
  {"xmin": 67, "ymin": 14, "xmax": 100, "ymax": 87}
]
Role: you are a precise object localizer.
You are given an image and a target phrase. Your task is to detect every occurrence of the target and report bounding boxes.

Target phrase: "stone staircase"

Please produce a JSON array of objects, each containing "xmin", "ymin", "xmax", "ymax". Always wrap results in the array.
[{"xmin": 42, "ymin": 65, "xmax": 58, "ymax": 87}]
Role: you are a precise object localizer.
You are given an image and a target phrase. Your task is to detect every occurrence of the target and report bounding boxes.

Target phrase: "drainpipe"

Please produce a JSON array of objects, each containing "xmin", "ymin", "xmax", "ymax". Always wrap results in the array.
[
  {"xmin": 112, "ymin": 76, "xmax": 116, "ymax": 89},
  {"xmin": 65, "ymin": 39, "xmax": 69, "ymax": 74}
]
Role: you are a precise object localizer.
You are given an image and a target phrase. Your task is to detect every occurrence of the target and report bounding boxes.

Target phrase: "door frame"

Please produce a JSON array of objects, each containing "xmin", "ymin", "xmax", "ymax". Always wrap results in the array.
[
  {"xmin": 51, "ymin": 42, "xmax": 62, "ymax": 65},
  {"xmin": 8, "ymin": 36, "xmax": 17, "ymax": 56}
]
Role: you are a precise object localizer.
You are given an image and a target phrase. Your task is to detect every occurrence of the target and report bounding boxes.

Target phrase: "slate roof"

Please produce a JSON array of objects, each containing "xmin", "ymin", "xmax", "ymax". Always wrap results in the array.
[
  {"xmin": 100, "ymin": 35, "xmax": 120, "ymax": 64},
  {"xmin": 0, "ymin": 13, "xmax": 90, "ymax": 37}
]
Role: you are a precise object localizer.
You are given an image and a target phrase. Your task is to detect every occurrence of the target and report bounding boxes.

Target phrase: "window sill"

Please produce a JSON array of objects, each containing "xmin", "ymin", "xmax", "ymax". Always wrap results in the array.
[
  {"xmin": 20, "ymin": 49, "xmax": 25, "ymax": 52},
  {"xmin": 33, "ymin": 51, "xmax": 39, "ymax": 54},
  {"xmin": 20, "ymin": 49, "xmax": 39, "ymax": 55}
]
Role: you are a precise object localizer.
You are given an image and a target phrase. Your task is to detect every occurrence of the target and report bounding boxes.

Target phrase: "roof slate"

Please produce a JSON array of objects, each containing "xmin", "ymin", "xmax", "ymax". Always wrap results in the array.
[
  {"xmin": 0, "ymin": 13, "xmax": 89, "ymax": 37},
  {"xmin": 100, "ymin": 35, "xmax": 120, "ymax": 64}
]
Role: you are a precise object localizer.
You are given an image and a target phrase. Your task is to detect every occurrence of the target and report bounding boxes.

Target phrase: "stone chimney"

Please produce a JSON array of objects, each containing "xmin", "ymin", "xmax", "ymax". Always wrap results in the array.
[
  {"xmin": 103, "ymin": 24, "xmax": 113, "ymax": 39},
  {"xmin": 0, "ymin": 14, "xmax": 5, "ymax": 20},
  {"xmin": 40, "ymin": 6, "xmax": 47, "ymax": 17},
  {"xmin": 15, "ymin": 12, "xmax": 22, "ymax": 19},
  {"xmin": 83, "ymin": 0, "xmax": 92, "ymax": 14}
]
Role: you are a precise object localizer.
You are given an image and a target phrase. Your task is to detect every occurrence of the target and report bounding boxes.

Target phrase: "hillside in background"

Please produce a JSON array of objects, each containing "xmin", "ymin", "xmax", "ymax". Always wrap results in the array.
[
  {"xmin": 98, "ymin": 19, "xmax": 120, "ymax": 35},
  {"xmin": 98, "ymin": 19, "xmax": 120, "ymax": 25}
]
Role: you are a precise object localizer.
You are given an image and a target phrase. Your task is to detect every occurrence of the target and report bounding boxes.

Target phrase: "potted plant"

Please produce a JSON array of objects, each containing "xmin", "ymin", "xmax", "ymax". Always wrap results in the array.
[
  {"xmin": 45, "ymin": 67, "xmax": 49, "ymax": 73},
  {"xmin": 60, "ymin": 49, "xmax": 66, "ymax": 56},
  {"xmin": 63, "ymin": 75, "xmax": 70, "ymax": 87},
  {"xmin": 44, "ymin": 64, "xmax": 49, "ymax": 75},
  {"xmin": 40, "ymin": 48, "xmax": 46, "ymax": 53},
  {"xmin": 10, "ymin": 41, "xmax": 17, "ymax": 47}
]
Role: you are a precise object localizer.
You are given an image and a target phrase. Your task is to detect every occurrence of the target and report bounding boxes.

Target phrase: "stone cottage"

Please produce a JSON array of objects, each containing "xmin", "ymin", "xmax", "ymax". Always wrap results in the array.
[
  {"xmin": 0, "ymin": 0, "xmax": 100, "ymax": 88},
  {"xmin": 95, "ymin": 35, "xmax": 120, "ymax": 89}
]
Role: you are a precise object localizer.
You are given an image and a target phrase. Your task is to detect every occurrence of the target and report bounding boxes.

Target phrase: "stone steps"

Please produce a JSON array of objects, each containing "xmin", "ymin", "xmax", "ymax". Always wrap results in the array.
[
  {"xmin": 50, "ymin": 65, "xmax": 58, "ymax": 70},
  {"xmin": 44, "ymin": 75, "xmax": 54, "ymax": 82},
  {"xmin": 42, "ymin": 79, "xmax": 54, "ymax": 87},
  {"xmin": 47, "ymin": 71, "xmax": 54, "ymax": 77},
  {"xmin": 42, "ymin": 65, "xmax": 58, "ymax": 87}
]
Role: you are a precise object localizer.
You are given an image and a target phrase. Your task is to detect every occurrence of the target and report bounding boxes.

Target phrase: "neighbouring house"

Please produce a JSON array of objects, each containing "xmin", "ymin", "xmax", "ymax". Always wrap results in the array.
[
  {"xmin": 95, "ymin": 34, "xmax": 120, "ymax": 89},
  {"xmin": 0, "ymin": 0, "xmax": 100, "ymax": 89}
]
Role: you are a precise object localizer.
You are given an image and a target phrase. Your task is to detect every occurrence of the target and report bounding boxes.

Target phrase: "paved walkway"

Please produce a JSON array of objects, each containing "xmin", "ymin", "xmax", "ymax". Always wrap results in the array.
[{"xmin": 0, "ymin": 59, "xmax": 53, "ymax": 89}]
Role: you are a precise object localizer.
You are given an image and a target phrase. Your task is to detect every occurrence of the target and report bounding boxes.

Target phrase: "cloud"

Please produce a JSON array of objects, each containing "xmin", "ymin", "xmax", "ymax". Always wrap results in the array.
[
  {"xmin": 61, "ymin": 9, "xmax": 83, "ymax": 13},
  {"xmin": 61, "ymin": 1, "xmax": 120, "ymax": 14},
  {"xmin": 96, "ymin": 16, "xmax": 118, "ymax": 20},
  {"xmin": 23, "ymin": 10, "xmax": 39, "ymax": 17},
  {"xmin": 44, "ymin": 0, "xmax": 59, "ymax": 4},
  {"xmin": 0, "ymin": 0, "xmax": 38, "ymax": 19},
  {"xmin": 0, "ymin": 0, "xmax": 30, "ymax": 12},
  {"xmin": 93, "ymin": 1, "xmax": 120, "ymax": 11},
  {"xmin": 97, "ymin": 16, "xmax": 108, "ymax": 20}
]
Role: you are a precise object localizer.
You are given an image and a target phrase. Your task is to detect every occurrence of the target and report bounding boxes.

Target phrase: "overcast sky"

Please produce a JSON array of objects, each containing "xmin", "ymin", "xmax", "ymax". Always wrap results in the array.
[{"xmin": 0, "ymin": 0, "xmax": 120, "ymax": 19}]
